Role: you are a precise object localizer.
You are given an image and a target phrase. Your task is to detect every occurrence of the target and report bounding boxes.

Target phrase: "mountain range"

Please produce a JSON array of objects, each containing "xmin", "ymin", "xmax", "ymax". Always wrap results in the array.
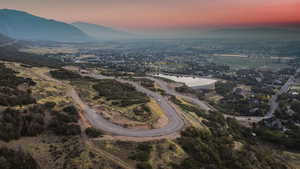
[
  {"xmin": 0, "ymin": 9, "xmax": 300, "ymax": 42},
  {"xmin": 0, "ymin": 9, "xmax": 91, "ymax": 42},
  {"xmin": 72, "ymin": 22, "xmax": 135, "ymax": 40}
]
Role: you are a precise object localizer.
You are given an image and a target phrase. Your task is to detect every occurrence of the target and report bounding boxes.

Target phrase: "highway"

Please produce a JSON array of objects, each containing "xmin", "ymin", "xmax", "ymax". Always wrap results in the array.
[{"xmin": 71, "ymin": 73, "xmax": 185, "ymax": 137}]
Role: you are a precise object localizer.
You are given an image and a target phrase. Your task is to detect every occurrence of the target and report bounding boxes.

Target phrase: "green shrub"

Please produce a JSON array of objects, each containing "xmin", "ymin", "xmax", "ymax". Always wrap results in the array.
[
  {"xmin": 0, "ymin": 107, "xmax": 45, "ymax": 141},
  {"xmin": 85, "ymin": 127, "xmax": 103, "ymax": 138},
  {"xmin": 48, "ymin": 120, "xmax": 81, "ymax": 136},
  {"xmin": 0, "ymin": 147, "xmax": 40, "ymax": 169},
  {"xmin": 93, "ymin": 79, "xmax": 150, "ymax": 107},
  {"xmin": 50, "ymin": 69, "xmax": 81, "ymax": 80}
]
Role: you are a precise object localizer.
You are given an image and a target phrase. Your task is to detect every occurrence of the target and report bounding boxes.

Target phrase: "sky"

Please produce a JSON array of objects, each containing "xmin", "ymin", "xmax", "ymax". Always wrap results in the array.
[{"xmin": 1, "ymin": 0, "xmax": 300, "ymax": 31}]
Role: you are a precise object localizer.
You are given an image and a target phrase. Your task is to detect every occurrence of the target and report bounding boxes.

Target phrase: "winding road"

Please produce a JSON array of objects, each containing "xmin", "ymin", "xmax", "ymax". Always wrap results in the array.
[
  {"xmin": 46, "ymin": 66, "xmax": 300, "ymax": 137},
  {"xmin": 71, "ymin": 73, "xmax": 185, "ymax": 137},
  {"xmin": 47, "ymin": 67, "xmax": 299, "ymax": 136}
]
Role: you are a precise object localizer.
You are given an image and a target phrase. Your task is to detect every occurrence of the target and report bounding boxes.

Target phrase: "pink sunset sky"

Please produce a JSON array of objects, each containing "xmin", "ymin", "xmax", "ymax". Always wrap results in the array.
[{"xmin": 1, "ymin": 0, "xmax": 300, "ymax": 30}]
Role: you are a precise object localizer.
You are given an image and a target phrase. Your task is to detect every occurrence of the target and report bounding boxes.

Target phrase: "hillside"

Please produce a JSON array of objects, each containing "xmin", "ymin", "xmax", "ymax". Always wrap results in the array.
[
  {"xmin": 0, "ymin": 9, "xmax": 91, "ymax": 42},
  {"xmin": 72, "ymin": 21, "xmax": 135, "ymax": 40},
  {"xmin": 0, "ymin": 61, "xmax": 294, "ymax": 169},
  {"xmin": 0, "ymin": 34, "xmax": 63, "ymax": 68}
]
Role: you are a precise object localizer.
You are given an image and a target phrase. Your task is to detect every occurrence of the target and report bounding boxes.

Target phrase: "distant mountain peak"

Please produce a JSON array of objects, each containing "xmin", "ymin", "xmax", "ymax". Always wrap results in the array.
[
  {"xmin": 0, "ymin": 9, "xmax": 91, "ymax": 42},
  {"xmin": 72, "ymin": 21, "xmax": 135, "ymax": 40}
]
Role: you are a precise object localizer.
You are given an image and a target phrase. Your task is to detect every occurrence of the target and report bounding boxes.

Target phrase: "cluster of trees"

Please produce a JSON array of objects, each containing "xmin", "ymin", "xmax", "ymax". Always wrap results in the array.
[
  {"xmin": 215, "ymin": 81, "xmax": 236, "ymax": 96},
  {"xmin": 0, "ymin": 147, "xmax": 40, "ymax": 169},
  {"xmin": 0, "ymin": 105, "xmax": 46, "ymax": 141},
  {"xmin": 0, "ymin": 46, "xmax": 63, "ymax": 68},
  {"xmin": 252, "ymin": 86, "xmax": 275, "ymax": 95},
  {"xmin": 136, "ymin": 78, "xmax": 155, "ymax": 89},
  {"xmin": 255, "ymin": 126, "xmax": 300, "ymax": 151},
  {"xmin": 291, "ymin": 100, "xmax": 300, "ymax": 114},
  {"xmin": 85, "ymin": 127, "xmax": 103, "ymax": 138},
  {"xmin": 0, "ymin": 103, "xmax": 81, "ymax": 142},
  {"xmin": 263, "ymin": 92, "xmax": 300, "ymax": 151},
  {"xmin": 50, "ymin": 69, "xmax": 82, "ymax": 80},
  {"xmin": 0, "ymin": 63, "xmax": 36, "ymax": 106},
  {"xmin": 276, "ymin": 93, "xmax": 300, "ymax": 122},
  {"xmin": 48, "ymin": 105, "xmax": 81, "ymax": 136},
  {"xmin": 132, "ymin": 104, "xmax": 152, "ymax": 122},
  {"xmin": 93, "ymin": 79, "xmax": 150, "ymax": 107},
  {"xmin": 219, "ymin": 94, "xmax": 269, "ymax": 116},
  {"xmin": 129, "ymin": 143, "xmax": 153, "ymax": 169},
  {"xmin": 48, "ymin": 136, "xmax": 87, "ymax": 169},
  {"xmin": 172, "ymin": 111, "xmax": 289, "ymax": 169},
  {"xmin": 217, "ymin": 68, "xmax": 287, "ymax": 87},
  {"xmin": 0, "ymin": 63, "xmax": 35, "ymax": 87},
  {"xmin": 217, "ymin": 69, "xmax": 259, "ymax": 86},
  {"xmin": 0, "ymin": 88, "xmax": 36, "ymax": 106},
  {"xmin": 215, "ymin": 80, "xmax": 271, "ymax": 116}
]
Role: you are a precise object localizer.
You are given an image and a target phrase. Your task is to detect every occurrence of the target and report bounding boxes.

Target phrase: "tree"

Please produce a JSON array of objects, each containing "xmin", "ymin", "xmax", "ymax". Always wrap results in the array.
[{"xmin": 85, "ymin": 127, "xmax": 103, "ymax": 138}]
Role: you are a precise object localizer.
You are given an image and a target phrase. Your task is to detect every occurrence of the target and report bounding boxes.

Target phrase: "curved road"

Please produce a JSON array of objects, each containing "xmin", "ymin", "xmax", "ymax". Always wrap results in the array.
[
  {"xmin": 71, "ymin": 73, "xmax": 185, "ymax": 137},
  {"xmin": 146, "ymin": 77, "xmax": 212, "ymax": 111}
]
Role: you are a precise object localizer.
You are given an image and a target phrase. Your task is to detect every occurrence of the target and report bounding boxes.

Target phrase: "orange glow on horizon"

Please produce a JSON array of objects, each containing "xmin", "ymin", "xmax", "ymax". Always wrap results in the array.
[{"xmin": 1, "ymin": 0, "xmax": 300, "ymax": 30}]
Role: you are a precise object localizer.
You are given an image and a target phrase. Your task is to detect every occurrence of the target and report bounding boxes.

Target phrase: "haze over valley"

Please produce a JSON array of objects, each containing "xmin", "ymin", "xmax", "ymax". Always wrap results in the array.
[{"xmin": 0, "ymin": 1, "xmax": 300, "ymax": 169}]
